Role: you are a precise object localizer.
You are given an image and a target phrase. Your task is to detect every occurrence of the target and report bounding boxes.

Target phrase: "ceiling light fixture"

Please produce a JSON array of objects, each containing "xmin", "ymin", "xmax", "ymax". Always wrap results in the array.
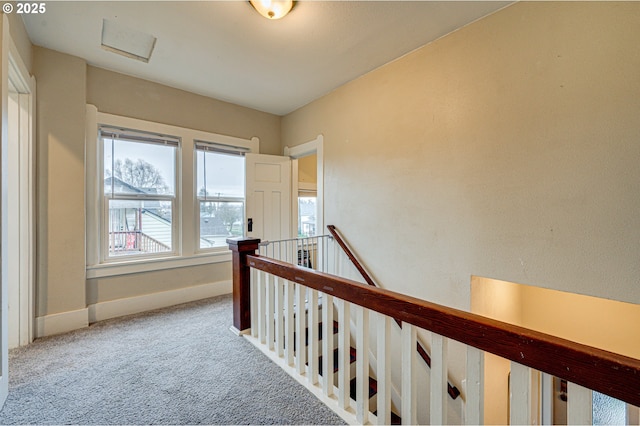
[{"xmin": 249, "ymin": 0, "xmax": 294, "ymax": 20}]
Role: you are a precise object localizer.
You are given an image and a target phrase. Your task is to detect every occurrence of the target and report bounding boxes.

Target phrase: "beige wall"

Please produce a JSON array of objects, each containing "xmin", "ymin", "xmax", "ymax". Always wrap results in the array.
[
  {"xmin": 29, "ymin": 47, "xmax": 282, "ymax": 318},
  {"xmin": 84, "ymin": 66, "xmax": 280, "ymax": 305},
  {"xmin": 282, "ymin": 4, "xmax": 640, "ymax": 413},
  {"xmin": 282, "ymin": 2, "xmax": 640, "ymax": 310},
  {"xmin": 87, "ymin": 263, "xmax": 230, "ymax": 305},
  {"xmin": 32, "ymin": 47, "xmax": 87, "ymax": 317},
  {"xmin": 19, "ymin": 1, "xmax": 640, "ymax": 362},
  {"xmin": 86, "ymin": 66, "xmax": 281, "ymax": 155},
  {"xmin": 298, "ymin": 154, "xmax": 317, "ymax": 184},
  {"xmin": 4, "ymin": 9, "xmax": 32, "ymax": 72},
  {"xmin": 519, "ymin": 283, "xmax": 640, "ymax": 359}
]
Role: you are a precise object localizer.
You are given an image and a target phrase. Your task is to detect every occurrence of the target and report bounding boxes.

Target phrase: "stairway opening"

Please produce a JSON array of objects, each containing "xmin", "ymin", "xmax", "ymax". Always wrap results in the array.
[{"xmin": 471, "ymin": 276, "xmax": 640, "ymax": 424}]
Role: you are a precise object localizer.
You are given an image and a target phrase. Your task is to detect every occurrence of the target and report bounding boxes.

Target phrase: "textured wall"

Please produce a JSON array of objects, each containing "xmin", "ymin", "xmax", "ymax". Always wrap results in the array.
[
  {"xmin": 31, "ymin": 50, "xmax": 282, "ymax": 316},
  {"xmin": 86, "ymin": 66, "xmax": 281, "ymax": 155},
  {"xmin": 283, "ymin": 2, "xmax": 640, "ymax": 308},
  {"xmin": 32, "ymin": 47, "xmax": 87, "ymax": 317},
  {"xmin": 282, "ymin": 3, "xmax": 640, "ymax": 408}
]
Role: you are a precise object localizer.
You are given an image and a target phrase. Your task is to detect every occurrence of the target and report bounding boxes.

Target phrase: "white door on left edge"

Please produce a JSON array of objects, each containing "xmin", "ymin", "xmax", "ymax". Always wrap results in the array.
[{"xmin": 245, "ymin": 153, "xmax": 291, "ymax": 243}]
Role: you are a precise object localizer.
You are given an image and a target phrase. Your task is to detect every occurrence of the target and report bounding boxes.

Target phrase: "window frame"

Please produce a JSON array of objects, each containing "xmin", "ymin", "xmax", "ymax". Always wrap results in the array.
[
  {"xmin": 195, "ymin": 141, "xmax": 248, "ymax": 252},
  {"xmin": 85, "ymin": 106, "xmax": 259, "ymax": 278},
  {"xmin": 100, "ymin": 127, "xmax": 180, "ymax": 262}
]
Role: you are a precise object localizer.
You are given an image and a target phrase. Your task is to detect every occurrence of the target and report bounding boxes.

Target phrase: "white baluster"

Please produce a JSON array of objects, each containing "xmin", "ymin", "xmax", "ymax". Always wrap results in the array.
[
  {"xmin": 308, "ymin": 288, "xmax": 319, "ymax": 384},
  {"xmin": 338, "ymin": 299, "xmax": 351, "ymax": 410},
  {"xmin": 266, "ymin": 273, "xmax": 275, "ymax": 350},
  {"xmin": 510, "ymin": 362, "xmax": 539, "ymax": 425},
  {"xmin": 329, "ymin": 237, "xmax": 338, "ymax": 276},
  {"xmin": 567, "ymin": 382, "xmax": 592, "ymax": 425},
  {"xmin": 431, "ymin": 333, "xmax": 448, "ymax": 425},
  {"xmin": 465, "ymin": 346, "xmax": 485, "ymax": 425},
  {"xmin": 295, "ymin": 285, "xmax": 306, "ymax": 375},
  {"xmin": 250, "ymin": 268, "xmax": 258, "ymax": 338},
  {"xmin": 317, "ymin": 237, "xmax": 324, "ymax": 273},
  {"xmin": 401, "ymin": 323, "xmax": 417, "ymax": 425},
  {"xmin": 274, "ymin": 276, "xmax": 284, "ymax": 357},
  {"xmin": 284, "ymin": 280, "xmax": 295, "ymax": 366},
  {"xmin": 322, "ymin": 293, "xmax": 334, "ymax": 396},
  {"xmin": 356, "ymin": 305, "xmax": 370, "ymax": 424},
  {"xmin": 541, "ymin": 373, "xmax": 554, "ymax": 425},
  {"xmin": 257, "ymin": 270, "xmax": 266, "ymax": 344},
  {"xmin": 377, "ymin": 313, "xmax": 391, "ymax": 425}
]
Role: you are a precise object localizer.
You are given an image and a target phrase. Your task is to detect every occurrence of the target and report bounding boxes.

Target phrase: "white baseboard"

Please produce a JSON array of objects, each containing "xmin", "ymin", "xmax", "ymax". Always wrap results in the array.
[
  {"xmin": 36, "ymin": 308, "xmax": 89, "ymax": 338},
  {"xmin": 88, "ymin": 280, "xmax": 232, "ymax": 323}
]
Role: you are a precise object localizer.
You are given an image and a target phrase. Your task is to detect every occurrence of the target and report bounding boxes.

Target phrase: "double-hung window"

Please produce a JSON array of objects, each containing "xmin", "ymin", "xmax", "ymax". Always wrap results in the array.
[
  {"xmin": 195, "ymin": 141, "xmax": 246, "ymax": 250},
  {"xmin": 87, "ymin": 108, "xmax": 259, "ymax": 276},
  {"xmin": 101, "ymin": 126, "xmax": 179, "ymax": 259}
]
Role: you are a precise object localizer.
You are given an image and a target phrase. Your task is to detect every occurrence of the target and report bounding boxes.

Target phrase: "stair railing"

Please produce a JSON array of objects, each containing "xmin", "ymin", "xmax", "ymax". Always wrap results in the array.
[
  {"xmin": 327, "ymin": 224, "xmax": 461, "ymax": 401},
  {"xmin": 228, "ymin": 237, "xmax": 640, "ymax": 425}
]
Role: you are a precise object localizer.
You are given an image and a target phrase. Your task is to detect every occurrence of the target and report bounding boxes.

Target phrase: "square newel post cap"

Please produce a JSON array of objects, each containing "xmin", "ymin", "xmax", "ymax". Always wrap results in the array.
[{"xmin": 227, "ymin": 237, "xmax": 261, "ymax": 252}]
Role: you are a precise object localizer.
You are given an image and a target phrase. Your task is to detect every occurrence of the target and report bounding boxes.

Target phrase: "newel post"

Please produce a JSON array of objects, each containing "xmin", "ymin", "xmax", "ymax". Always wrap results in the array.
[{"xmin": 227, "ymin": 237, "xmax": 260, "ymax": 335}]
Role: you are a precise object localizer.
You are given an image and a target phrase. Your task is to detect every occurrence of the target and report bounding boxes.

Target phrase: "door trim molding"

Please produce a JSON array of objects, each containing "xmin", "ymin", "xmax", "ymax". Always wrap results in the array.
[
  {"xmin": 284, "ymin": 134, "xmax": 324, "ymax": 238},
  {"xmin": 7, "ymin": 28, "xmax": 36, "ymax": 348}
]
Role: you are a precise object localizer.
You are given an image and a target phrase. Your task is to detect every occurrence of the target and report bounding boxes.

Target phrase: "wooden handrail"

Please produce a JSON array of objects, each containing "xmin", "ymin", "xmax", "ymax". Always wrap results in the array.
[
  {"xmin": 327, "ymin": 225, "xmax": 461, "ymax": 400},
  {"xmin": 326, "ymin": 225, "xmax": 377, "ymax": 287},
  {"xmin": 245, "ymin": 253, "xmax": 640, "ymax": 407}
]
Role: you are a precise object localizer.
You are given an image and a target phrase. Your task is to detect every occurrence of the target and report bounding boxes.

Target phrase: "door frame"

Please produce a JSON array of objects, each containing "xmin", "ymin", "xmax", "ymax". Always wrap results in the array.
[
  {"xmin": 6, "ymin": 26, "xmax": 36, "ymax": 349},
  {"xmin": 284, "ymin": 134, "xmax": 324, "ymax": 239}
]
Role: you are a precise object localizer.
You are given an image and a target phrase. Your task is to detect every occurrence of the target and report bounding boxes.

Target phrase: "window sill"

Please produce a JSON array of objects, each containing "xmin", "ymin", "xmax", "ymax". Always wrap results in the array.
[{"xmin": 86, "ymin": 250, "xmax": 232, "ymax": 279}]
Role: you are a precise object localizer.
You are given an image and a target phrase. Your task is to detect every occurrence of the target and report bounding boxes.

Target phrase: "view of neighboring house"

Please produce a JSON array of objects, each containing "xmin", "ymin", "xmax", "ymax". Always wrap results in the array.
[
  {"xmin": 298, "ymin": 197, "xmax": 316, "ymax": 238},
  {"xmin": 104, "ymin": 176, "xmax": 172, "ymax": 255},
  {"xmin": 105, "ymin": 176, "xmax": 234, "ymax": 254}
]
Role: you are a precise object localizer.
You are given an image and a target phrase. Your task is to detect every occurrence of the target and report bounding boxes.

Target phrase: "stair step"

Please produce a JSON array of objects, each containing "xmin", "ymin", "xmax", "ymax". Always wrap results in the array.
[
  {"xmin": 318, "ymin": 346, "xmax": 357, "ymax": 376},
  {"xmin": 294, "ymin": 320, "xmax": 339, "ymax": 349},
  {"xmin": 299, "ymin": 320, "xmax": 402, "ymax": 423},
  {"xmin": 349, "ymin": 375, "xmax": 377, "ymax": 400},
  {"xmin": 373, "ymin": 410, "xmax": 402, "ymax": 425},
  {"xmin": 294, "ymin": 317, "xmax": 405, "ymax": 423}
]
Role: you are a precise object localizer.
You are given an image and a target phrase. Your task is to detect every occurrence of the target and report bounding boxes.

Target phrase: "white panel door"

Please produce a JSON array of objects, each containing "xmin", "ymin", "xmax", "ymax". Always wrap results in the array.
[{"xmin": 245, "ymin": 153, "xmax": 291, "ymax": 242}]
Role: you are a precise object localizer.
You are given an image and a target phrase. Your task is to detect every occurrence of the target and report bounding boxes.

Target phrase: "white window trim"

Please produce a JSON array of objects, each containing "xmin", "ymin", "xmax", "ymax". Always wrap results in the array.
[
  {"xmin": 284, "ymin": 134, "xmax": 324, "ymax": 239},
  {"xmin": 85, "ymin": 105, "xmax": 259, "ymax": 277},
  {"xmin": 86, "ymin": 251, "xmax": 232, "ymax": 279}
]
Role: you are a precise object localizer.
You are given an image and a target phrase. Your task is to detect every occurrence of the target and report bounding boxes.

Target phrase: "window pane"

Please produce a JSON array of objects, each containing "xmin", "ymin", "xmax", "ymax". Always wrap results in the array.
[
  {"xmin": 593, "ymin": 392, "xmax": 625, "ymax": 425},
  {"xmin": 107, "ymin": 199, "xmax": 172, "ymax": 256},
  {"xmin": 199, "ymin": 201, "xmax": 244, "ymax": 249},
  {"xmin": 104, "ymin": 137, "xmax": 176, "ymax": 196},
  {"xmin": 196, "ymin": 150, "xmax": 244, "ymax": 198},
  {"xmin": 298, "ymin": 196, "xmax": 317, "ymax": 237}
]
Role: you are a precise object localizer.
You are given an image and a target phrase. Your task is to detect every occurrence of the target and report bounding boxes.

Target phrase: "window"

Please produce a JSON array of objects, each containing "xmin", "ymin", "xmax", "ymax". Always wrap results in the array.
[
  {"xmin": 101, "ymin": 127, "xmax": 179, "ymax": 259},
  {"xmin": 195, "ymin": 142, "xmax": 246, "ymax": 249},
  {"xmin": 87, "ymin": 108, "xmax": 259, "ymax": 276},
  {"xmin": 298, "ymin": 192, "xmax": 317, "ymax": 238}
]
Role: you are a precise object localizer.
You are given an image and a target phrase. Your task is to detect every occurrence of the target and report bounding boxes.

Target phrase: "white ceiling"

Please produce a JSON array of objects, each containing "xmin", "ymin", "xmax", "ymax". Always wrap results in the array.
[{"xmin": 22, "ymin": 1, "xmax": 510, "ymax": 116}]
